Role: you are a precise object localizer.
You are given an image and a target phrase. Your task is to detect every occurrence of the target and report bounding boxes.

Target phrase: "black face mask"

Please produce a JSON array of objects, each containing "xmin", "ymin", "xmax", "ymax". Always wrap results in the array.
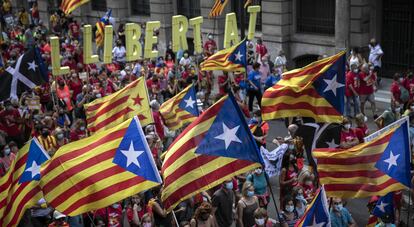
[
  {"xmin": 200, "ymin": 213, "xmax": 210, "ymax": 221},
  {"xmin": 42, "ymin": 131, "xmax": 49, "ymax": 137}
]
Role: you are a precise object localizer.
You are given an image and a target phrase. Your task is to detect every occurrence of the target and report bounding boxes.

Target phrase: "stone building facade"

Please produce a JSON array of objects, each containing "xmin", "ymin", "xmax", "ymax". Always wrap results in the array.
[{"xmin": 14, "ymin": 0, "xmax": 414, "ymax": 74}]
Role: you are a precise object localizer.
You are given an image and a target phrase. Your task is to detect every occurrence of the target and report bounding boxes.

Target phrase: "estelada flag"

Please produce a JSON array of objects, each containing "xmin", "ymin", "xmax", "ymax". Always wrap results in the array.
[
  {"xmin": 85, "ymin": 77, "xmax": 153, "ymax": 133},
  {"xmin": 209, "ymin": 0, "xmax": 229, "ymax": 18},
  {"xmin": 295, "ymin": 186, "xmax": 331, "ymax": 227},
  {"xmin": 161, "ymin": 93, "xmax": 263, "ymax": 212},
  {"xmin": 0, "ymin": 139, "xmax": 50, "ymax": 227},
  {"xmin": 60, "ymin": 0, "xmax": 90, "ymax": 15},
  {"xmin": 262, "ymin": 52, "xmax": 346, "ymax": 123},
  {"xmin": 159, "ymin": 84, "xmax": 199, "ymax": 131},
  {"xmin": 40, "ymin": 117, "xmax": 162, "ymax": 216},
  {"xmin": 201, "ymin": 39, "xmax": 247, "ymax": 72},
  {"xmin": 314, "ymin": 121, "xmax": 412, "ymax": 198},
  {"xmin": 96, "ymin": 9, "xmax": 112, "ymax": 47}
]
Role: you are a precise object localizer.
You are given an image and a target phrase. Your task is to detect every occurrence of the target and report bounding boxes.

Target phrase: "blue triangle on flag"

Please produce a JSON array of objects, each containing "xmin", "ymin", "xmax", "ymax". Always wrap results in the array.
[
  {"xmin": 178, "ymin": 85, "xmax": 199, "ymax": 116},
  {"xmin": 375, "ymin": 121, "xmax": 411, "ymax": 188},
  {"xmin": 300, "ymin": 188, "xmax": 330, "ymax": 226},
  {"xmin": 19, "ymin": 139, "xmax": 50, "ymax": 183},
  {"xmin": 372, "ymin": 192, "xmax": 394, "ymax": 219},
  {"xmin": 113, "ymin": 118, "xmax": 162, "ymax": 184},
  {"xmin": 194, "ymin": 94, "xmax": 261, "ymax": 163},
  {"xmin": 312, "ymin": 55, "xmax": 346, "ymax": 114},
  {"xmin": 228, "ymin": 40, "xmax": 247, "ymax": 67}
]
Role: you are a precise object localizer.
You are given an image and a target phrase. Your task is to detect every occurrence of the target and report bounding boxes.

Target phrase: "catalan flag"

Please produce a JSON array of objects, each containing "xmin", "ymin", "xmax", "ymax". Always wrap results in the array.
[
  {"xmin": 313, "ymin": 121, "xmax": 411, "ymax": 198},
  {"xmin": 159, "ymin": 84, "xmax": 199, "ymax": 130},
  {"xmin": 372, "ymin": 192, "xmax": 394, "ymax": 221},
  {"xmin": 39, "ymin": 117, "xmax": 162, "ymax": 216},
  {"xmin": 295, "ymin": 186, "xmax": 330, "ymax": 227},
  {"xmin": 200, "ymin": 39, "xmax": 247, "ymax": 72},
  {"xmin": 209, "ymin": 0, "xmax": 229, "ymax": 18},
  {"xmin": 262, "ymin": 52, "xmax": 346, "ymax": 123},
  {"xmin": 60, "ymin": 0, "xmax": 90, "ymax": 15},
  {"xmin": 161, "ymin": 94, "xmax": 263, "ymax": 212},
  {"xmin": 85, "ymin": 77, "xmax": 153, "ymax": 133},
  {"xmin": 96, "ymin": 9, "xmax": 112, "ymax": 47},
  {"xmin": 0, "ymin": 138, "xmax": 50, "ymax": 227}
]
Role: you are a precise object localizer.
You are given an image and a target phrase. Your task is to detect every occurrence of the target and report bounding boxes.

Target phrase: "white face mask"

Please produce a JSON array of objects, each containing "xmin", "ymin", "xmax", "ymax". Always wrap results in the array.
[
  {"xmin": 364, "ymin": 116, "xmax": 368, "ymax": 122},
  {"xmin": 353, "ymin": 69, "xmax": 358, "ymax": 73},
  {"xmin": 344, "ymin": 124, "xmax": 351, "ymax": 130},
  {"xmin": 285, "ymin": 205, "xmax": 294, "ymax": 213},
  {"xmin": 255, "ymin": 169, "xmax": 262, "ymax": 174},
  {"xmin": 255, "ymin": 218, "xmax": 265, "ymax": 225},
  {"xmin": 395, "ymin": 107, "xmax": 401, "ymax": 113}
]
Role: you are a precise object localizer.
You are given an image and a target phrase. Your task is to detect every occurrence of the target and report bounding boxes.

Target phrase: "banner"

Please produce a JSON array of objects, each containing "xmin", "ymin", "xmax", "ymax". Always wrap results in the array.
[{"xmin": 260, "ymin": 144, "xmax": 287, "ymax": 177}]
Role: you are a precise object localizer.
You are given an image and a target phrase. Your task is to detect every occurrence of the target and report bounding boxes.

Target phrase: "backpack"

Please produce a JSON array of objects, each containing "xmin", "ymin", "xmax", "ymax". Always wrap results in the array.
[{"xmin": 399, "ymin": 85, "xmax": 409, "ymax": 103}]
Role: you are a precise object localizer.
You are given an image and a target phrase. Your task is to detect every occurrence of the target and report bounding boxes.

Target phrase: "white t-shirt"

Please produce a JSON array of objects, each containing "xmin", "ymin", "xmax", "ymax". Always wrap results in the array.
[
  {"xmin": 112, "ymin": 46, "xmax": 126, "ymax": 63},
  {"xmin": 369, "ymin": 44, "xmax": 384, "ymax": 67}
]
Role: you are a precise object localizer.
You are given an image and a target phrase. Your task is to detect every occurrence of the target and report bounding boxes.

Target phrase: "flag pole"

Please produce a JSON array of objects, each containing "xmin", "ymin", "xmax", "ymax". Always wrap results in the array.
[{"xmin": 265, "ymin": 175, "xmax": 282, "ymax": 224}]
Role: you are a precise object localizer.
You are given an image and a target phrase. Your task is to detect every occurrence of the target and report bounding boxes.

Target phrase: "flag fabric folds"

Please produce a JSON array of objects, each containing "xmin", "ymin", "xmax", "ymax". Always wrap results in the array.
[
  {"xmin": 209, "ymin": 0, "xmax": 229, "ymax": 18},
  {"xmin": 60, "ymin": 0, "xmax": 90, "ymax": 15},
  {"xmin": 295, "ymin": 186, "xmax": 331, "ymax": 227},
  {"xmin": 161, "ymin": 94, "xmax": 263, "ymax": 212},
  {"xmin": 372, "ymin": 192, "xmax": 394, "ymax": 220},
  {"xmin": 200, "ymin": 39, "xmax": 247, "ymax": 72},
  {"xmin": 0, "ymin": 138, "xmax": 50, "ymax": 227},
  {"xmin": 85, "ymin": 77, "xmax": 153, "ymax": 133},
  {"xmin": 159, "ymin": 84, "xmax": 199, "ymax": 130},
  {"xmin": 39, "ymin": 117, "xmax": 162, "ymax": 216},
  {"xmin": 314, "ymin": 121, "xmax": 411, "ymax": 198},
  {"xmin": 0, "ymin": 47, "xmax": 48, "ymax": 101},
  {"xmin": 262, "ymin": 52, "xmax": 346, "ymax": 123},
  {"xmin": 95, "ymin": 9, "xmax": 112, "ymax": 47}
]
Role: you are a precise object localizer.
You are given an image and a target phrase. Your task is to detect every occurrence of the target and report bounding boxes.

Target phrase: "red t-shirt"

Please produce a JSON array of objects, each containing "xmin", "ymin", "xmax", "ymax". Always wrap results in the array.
[
  {"xmin": 69, "ymin": 129, "xmax": 87, "ymax": 142},
  {"xmin": 95, "ymin": 205, "xmax": 124, "ymax": 227},
  {"xmin": 340, "ymin": 129, "xmax": 358, "ymax": 143},
  {"xmin": 354, "ymin": 124, "xmax": 368, "ymax": 143},
  {"xmin": 152, "ymin": 111, "xmax": 165, "ymax": 140},
  {"xmin": 358, "ymin": 72, "xmax": 376, "ymax": 95},
  {"xmin": 345, "ymin": 71, "xmax": 358, "ymax": 97},
  {"xmin": 0, "ymin": 109, "xmax": 21, "ymax": 137},
  {"xmin": 390, "ymin": 81, "xmax": 402, "ymax": 103},
  {"xmin": 256, "ymin": 44, "xmax": 268, "ymax": 57},
  {"xmin": 68, "ymin": 79, "xmax": 82, "ymax": 102},
  {"xmin": 218, "ymin": 75, "xmax": 228, "ymax": 95},
  {"xmin": 69, "ymin": 22, "xmax": 80, "ymax": 38}
]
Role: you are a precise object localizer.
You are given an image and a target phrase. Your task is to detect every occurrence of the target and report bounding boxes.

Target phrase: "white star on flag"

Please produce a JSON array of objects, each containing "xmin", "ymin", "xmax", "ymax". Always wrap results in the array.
[
  {"xmin": 214, "ymin": 123, "xmax": 242, "ymax": 149},
  {"xmin": 311, "ymin": 216, "xmax": 325, "ymax": 227},
  {"xmin": 120, "ymin": 141, "xmax": 144, "ymax": 168},
  {"xmin": 25, "ymin": 160, "xmax": 41, "ymax": 178},
  {"xmin": 28, "ymin": 60, "xmax": 38, "ymax": 71},
  {"xmin": 234, "ymin": 51, "xmax": 243, "ymax": 61},
  {"xmin": 323, "ymin": 74, "xmax": 344, "ymax": 96},
  {"xmin": 376, "ymin": 201, "xmax": 388, "ymax": 213},
  {"xmin": 326, "ymin": 139, "xmax": 339, "ymax": 148},
  {"xmin": 383, "ymin": 151, "xmax": 400, "ymax": 170},
  {"xmin": 184, "ymin": 96, "xmax": 196, "ymax": 108}
]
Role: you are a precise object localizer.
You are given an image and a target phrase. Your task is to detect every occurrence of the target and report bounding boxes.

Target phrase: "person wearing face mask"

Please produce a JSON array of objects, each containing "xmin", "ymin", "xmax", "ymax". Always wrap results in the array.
[
  {"xmin": 55, "ymin": 77, "xmax": 74, "ymax": 115},
  {"xmin": 354, "ymin": 113, "xmax": 369, "ymax": 143},
  {"xmin": 279, "ymin": 196, "xmax": 299, "ymax": 227},
  {"xmin": 292, "ymin": 186, "xmax": 307, "ymax": 218},
  {"xmin": 112, "ymin": 40, "xmax": 126, "ymax": 66},
  {"xmin": 94, "ymin": 202, "xmax": 123, "ymax": 227},
  {"xmin": 249, "ymin": 110, "xmax": 269, "ymax": 148},
  {"xmin": 252, "ymin": 208, "xmax": 277, "ymax": 227},
  {"xmin": 359, "ymin": 63, "xmax": 377, "ymax": 117},
  {"xmin": 203, "ymin": 34, "xmax": 217, "ymax": 57},
  {"xmin": 212, "ymin": 179, "xmax": 236, "ymax": 227},
  {"xmin": 237, "ymin": 182, "xmax": 259, "ymax": 227},
  {"xmin": 279, "ymin": 152, "xmax": 299, "ymax": 207},
  {"xmin": 141, "ymin": 213, "xmax": 155, "ymax": 227},
  {"xmin": 246, "ymin": 167, "xmax": 269, "ymax": 208},
  {"xmin": 37, "ymin": 125, "xmax": 57, "ymax": 155},
  {"xmin": 179, "ymin": 51, "xmax": 191, "ymax": 68},
  {"xmin": 0, "ymin": 144, "xmax": 16, "ymax": 172},
  {"xmin": 126, "ymin": 194, "xmax": 145, "ymax": 226},
  {"xmin": 330, "ymin": 197, "xmax": 356, "ymax": 227},
  {"xmin": 345, "ymin": 64, "xmax": 361, "ymax": 118},
  {"xmin": 339, "ymin": 117, "xmax": 359, "ymax": 149},
  {"xmin": 54, "ymin": 127, "xmax": 69, "ymax": 148},
  {"xmin": 70, "ymin": 119, "xmax": 87, "ymax": 141},
  {"xmin": 298, "ymin": 171, "xmax": 316, "ymax": 203},
  {"xmin": 390, "ymin": 73, "xmax": 409, "ymax": 110},
  {"xmin": 190, "ymin": 202, "xmax": 215, "ymax": 227}
]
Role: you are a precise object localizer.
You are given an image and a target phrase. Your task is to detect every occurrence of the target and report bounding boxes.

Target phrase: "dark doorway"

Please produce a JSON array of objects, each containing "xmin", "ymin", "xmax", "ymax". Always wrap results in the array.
[
  {"xmin": 382, "ymin": 0, "xmax": 414, "ymax": 76},
  {"xmin": 293, "ymin": 54, "xmax": 320, "ymax": 68}
]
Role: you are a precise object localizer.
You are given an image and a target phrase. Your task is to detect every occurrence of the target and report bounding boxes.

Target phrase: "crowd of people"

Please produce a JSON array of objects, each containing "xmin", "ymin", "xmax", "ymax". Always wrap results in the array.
[{"xmin": 0, "ymin": 1, "xmax": 414, "ymax": 227}]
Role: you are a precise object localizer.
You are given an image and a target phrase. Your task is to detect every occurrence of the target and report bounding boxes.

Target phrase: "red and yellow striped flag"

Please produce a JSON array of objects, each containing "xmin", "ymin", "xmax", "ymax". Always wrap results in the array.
[
  {"xmin": 0, "ymin": 139, "xmax": 50, "ymax": 227},
  {"xmin": 85, "ymin": 78, "xmax": 153, "ymax": 133},
  {"xmin": 159, "ymin": 84, "xmax": 199, "ymax": 131},
  {"xmin": 161, "ymin": 94, "xmax": 262, "ymax": 211},
  {"xmin": 209, "ymin": 0, "xmax": 229, "ymax": 18},
  {"xmin": 262, "ymin": 52, "xmax": 346, "ymax": 123},
  {"xmin": 60, "ymin": 0, "xmax": 90, "ymax": 15},
  {"xmin": 39, "ymin": 117, "xmax": 162, "ymax": 216},
  {"xmin": 313, "ymin": 122, "xmax": 411, "ymax": 198},
  {"xmin": 200, "ymin": 39, "xmax": 247, "ymax": 72},
  {"xmin": 95, "ymin": 9, "xmax": 112, "ymax": 47}
]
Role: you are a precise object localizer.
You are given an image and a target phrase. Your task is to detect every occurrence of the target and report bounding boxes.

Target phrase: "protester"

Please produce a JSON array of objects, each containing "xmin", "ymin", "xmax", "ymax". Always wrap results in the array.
[
  {"xmin": 237, "ymin": 182, "xmax": 259, "ymax": 227},
  {"xmin": 339, "ymin": 117, "xmax": 359, "ymax": 149},
  {"xmin": 279, "ymin": 195, "xmax": 299, "ymax": 227},
  {"xmin": 247, "ymin": 62, "xmax": 263, "ymax": 112},
  {"xmin": 330, "ymin": 197, "xmax": 356, "ymax": 227},
  {"xmin": 212, "ymin": 179, "xmax": 235, "ymax": 227}
]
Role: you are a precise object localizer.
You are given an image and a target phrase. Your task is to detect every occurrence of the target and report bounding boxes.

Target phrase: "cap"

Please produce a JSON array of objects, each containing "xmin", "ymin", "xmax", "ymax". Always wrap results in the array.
[{"xmin": 53, "ymin": 210, "xmax": 66, "ymax": 219}]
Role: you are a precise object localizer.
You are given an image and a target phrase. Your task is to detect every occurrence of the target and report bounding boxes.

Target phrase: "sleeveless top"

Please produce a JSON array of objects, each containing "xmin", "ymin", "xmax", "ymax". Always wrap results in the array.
[
  {"xmin": 349, "ymin": 55, "xmax": 360, "ymax": 67},
  {"xmin": 241, "ymin": 199, "xmax": 258, "ymax": 227}
]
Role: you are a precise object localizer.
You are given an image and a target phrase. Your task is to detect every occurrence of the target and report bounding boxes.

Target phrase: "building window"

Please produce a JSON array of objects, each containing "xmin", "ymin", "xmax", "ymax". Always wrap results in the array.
[
  {"xmin": 177, "ymin": 0, "xmax": 200, "ymax": 18},
  {"xmin": 296, "ymin": 0, "xmax": 335, "ymax": 35},
  {"xmin": 231, "ymin": 0, "xmax": 262, "ymax": 32},
  {"xmin": 91, "ymin": 0, "xmax": 107, "ymax": 11},
  {"xmin": 131, "ymin": 0, "xmax": 151, "ymax": 16}
]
